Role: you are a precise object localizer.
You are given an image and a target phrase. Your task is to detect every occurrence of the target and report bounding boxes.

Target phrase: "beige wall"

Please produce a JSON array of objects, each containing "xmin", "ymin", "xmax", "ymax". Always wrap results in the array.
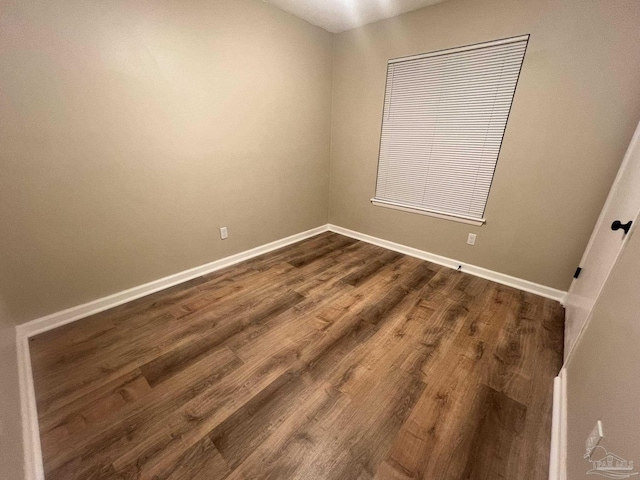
[
  {"xmin": 565, "ymin": 217, "xmax": 640, "ymax": 478},
  {"xmin": 329, "ymin": 0, "xmax": 640, "ymax": 290},
  {"xmin": 3, "ymin": 0, "xmax": 640, "ymax": 320},
  {"xmin": 0, "ymin": 297, "xmax": 24, "ymax": 480},
  {"xmin": 0, "ymin": 0, "xmax": 333, "ymax": 323}
]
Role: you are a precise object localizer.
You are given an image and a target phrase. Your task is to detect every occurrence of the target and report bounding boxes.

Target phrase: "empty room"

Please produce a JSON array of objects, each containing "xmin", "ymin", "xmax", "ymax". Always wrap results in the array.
[{"xmin": 2, "ymin": 0, "xmax": 640, "ymax": 479}]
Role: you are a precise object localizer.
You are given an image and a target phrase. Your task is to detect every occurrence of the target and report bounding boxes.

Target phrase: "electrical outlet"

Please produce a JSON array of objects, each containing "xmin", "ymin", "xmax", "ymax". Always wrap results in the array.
[
  {"xmin": 220, "ymin": 227, "xmax": 228, "ymax": 240},
  {"xmin": 467, "ymin": 233, "xmax": 477, "ymax": 246},
  {"xmin": 585, "ymin": 420, "xmax": 604, "ymax": 459}
]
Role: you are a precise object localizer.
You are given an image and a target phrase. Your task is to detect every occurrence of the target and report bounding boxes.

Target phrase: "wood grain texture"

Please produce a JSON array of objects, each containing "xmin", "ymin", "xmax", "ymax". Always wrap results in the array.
[{"xmin": 29, "ymin": 232, "xmax": 564, "ymax": 480}]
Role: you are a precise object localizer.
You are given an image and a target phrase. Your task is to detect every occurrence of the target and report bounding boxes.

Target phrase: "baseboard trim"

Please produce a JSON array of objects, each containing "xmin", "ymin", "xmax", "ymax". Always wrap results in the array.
[
  {"xmin": 15, "ymin": 224, "xmax": 329, "ymax": 480},
  {"xmin": 327, "ymin": 224, "xmax": 567, "ymax": 303},
  {"xmin": 549, "ymin": 368, "xmax": 568, "ymax": 480},
  {"xmin": 16, "ymin": 223, "xmax": 566, "ymax": 340},
  {"xmin": 17, "ymin": 331, "xmax": 44, "ymax": 480},
  {"xmin": 16, "ymin": 225, "xmax": 329, "ymax": 339}
]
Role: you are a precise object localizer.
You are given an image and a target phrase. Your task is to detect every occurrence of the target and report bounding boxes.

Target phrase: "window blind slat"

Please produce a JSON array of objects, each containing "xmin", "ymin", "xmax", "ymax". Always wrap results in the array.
[{"xmin": 374, "ymin": 35, "xmax": 528, "ymax": 220}]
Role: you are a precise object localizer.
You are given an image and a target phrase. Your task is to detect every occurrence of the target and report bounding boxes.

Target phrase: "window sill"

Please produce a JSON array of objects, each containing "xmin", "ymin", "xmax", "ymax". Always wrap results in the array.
[{"xmin": 371, "ymin": 199, "xmax": 486, "ymax": 226}]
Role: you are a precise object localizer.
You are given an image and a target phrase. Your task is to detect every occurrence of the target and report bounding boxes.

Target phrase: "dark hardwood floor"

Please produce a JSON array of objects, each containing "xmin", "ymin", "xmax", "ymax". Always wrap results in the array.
[{"xmin": 29, "ymin": 232, "xmax": 564, "ymax": 480}]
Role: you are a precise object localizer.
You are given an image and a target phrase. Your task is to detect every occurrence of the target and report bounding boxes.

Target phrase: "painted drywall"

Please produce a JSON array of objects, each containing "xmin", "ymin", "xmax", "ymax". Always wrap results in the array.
[
  {"xmin": 3, "ymin": 0, "xmax": 640, "ymax": 321},
  {"xmin": 565, "ymin": 222, "xmax": 640, "ymax": 478},
  {"xmin": 329, "ymin": 0, "xmax": 640, "ymax": 290},
  {"xmin": 0, "ymin": 297, "xmax": 24, "ymax": 480},
  {"xmin": 0, "ymin": 0, "xmax": 333, "ymax": 323}
]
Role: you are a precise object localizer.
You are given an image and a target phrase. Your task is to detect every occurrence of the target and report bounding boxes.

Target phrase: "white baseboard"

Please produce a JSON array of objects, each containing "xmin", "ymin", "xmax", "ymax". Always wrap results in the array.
[
  {"xmin": 16, "ymin": 222, "xmax": 566, "ymax": 342},
  {"xmin": 15, "ymin": 222, "xmax": 566, "ymax": 480},
  {"xmin": 549, "ymin": 368, "xmax": 568, "ymax": 480},
  {"xmin": 17, "ymin": 332, "xmax": 44, "ymax": 480},
  {"xmin": 16, "ymin": 225, "xmax": 329, "ymax": 339},
  {"xmin": 15, "ymin": 224, "xmax": 328, "ymax": 480},
  {"xmin": 327, "ymin": 224, "xmax": 567, "ymax": 303}
]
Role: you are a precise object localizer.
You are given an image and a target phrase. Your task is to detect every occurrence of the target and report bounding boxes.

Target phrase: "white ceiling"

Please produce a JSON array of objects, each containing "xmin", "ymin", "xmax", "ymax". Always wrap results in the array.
[{"xmin": 265, "ymin": 0, "xmax": 448, "ymax": 33}]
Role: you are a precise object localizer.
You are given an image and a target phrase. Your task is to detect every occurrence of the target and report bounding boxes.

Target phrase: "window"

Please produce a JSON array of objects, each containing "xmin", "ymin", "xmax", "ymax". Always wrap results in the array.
[{"xmin": 372, "ymin": 35, "xmax": 529, "ymax": 226}]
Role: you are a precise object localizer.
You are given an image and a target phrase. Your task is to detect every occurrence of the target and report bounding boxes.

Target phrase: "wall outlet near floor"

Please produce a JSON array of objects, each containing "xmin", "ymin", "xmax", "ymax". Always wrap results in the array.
[
  {"xmin": 467, "ymin": 233, "xmax": 477, "ymax": 245},
  {"xmin": 585, "ymin": 420, "xmax": 604, "ymax": 459},
  {"xmin": 220, "ymin": 226, "xmax": 228, "ymax": 240}
]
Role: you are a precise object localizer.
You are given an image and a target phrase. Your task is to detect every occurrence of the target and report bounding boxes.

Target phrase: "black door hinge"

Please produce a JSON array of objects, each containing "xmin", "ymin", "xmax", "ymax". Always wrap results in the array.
[{"xmin": 574, "ymin": 267, "xmax": 582, "ymax": 279}]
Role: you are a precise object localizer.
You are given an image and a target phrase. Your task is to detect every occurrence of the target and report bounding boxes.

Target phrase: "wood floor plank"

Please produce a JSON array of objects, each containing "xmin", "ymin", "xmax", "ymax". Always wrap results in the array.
[
  {"xmin": 29, "ymin": 232, "xmax": 564, "ymax": 480},
  {"xmin": 460, "ymin": 385, "xmax": 528, "ymax": 480},
  {"xmin": 38, "ymin": 369, "xmax": 152, "ymax": 454},
  {"xmin": 117, "ymin": 436, "xmax": 231, "ymax": 480},
  {"xmin": 43, "ymin": 346, "xmax": 244, "ymax": 478},
  {"xmin": 35, "ymin": 255, "xmax": 334, "ymax": 414},
  {"xmin": 140, "ymin": 290, "xmax": 305, "ymax": 386}
]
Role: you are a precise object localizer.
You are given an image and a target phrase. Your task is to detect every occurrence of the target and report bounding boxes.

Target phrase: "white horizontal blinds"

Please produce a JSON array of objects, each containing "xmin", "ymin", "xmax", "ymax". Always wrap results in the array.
[{"xmin": 375, "ymin": 36, "xmax": 529, "ymax": 220}]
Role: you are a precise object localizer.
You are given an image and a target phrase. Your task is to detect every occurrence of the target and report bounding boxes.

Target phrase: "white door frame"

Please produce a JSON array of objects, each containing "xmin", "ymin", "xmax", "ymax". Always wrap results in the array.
[{"xmin": 564, "ymin": 124, "xmax": 640, "ymax": 363}]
